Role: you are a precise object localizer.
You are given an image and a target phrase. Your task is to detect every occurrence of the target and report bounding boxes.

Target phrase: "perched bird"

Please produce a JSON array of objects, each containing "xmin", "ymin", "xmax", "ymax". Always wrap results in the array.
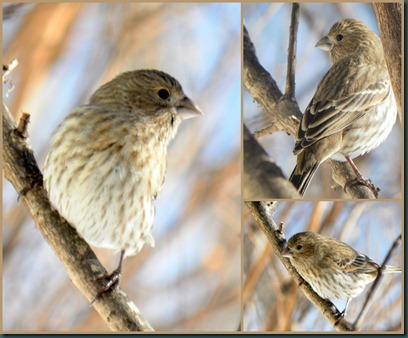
[
  {"xmin": 289, "ymin": 19, "xmax": 397, "ymax": 196},
  {"xmin": 43, "ymin": 69, "xmax": 202, "ymax": 300},
  {"xmin": 282, "ymin": 231, "xmax": 401, "ymax": 316}
]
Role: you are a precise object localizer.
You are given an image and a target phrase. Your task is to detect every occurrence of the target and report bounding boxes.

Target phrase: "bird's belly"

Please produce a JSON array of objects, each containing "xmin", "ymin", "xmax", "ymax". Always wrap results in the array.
[
  {"xmin": 332, "ymin": 95, "xmax": 397, "ymax": 161},
  {"xmin": 65, "ymin": 178, "xmax": 156, "ymax": 256},
  {"xmin": 311, "ymin": 270, "xmax": 372, "ymax": 300},
  {"xmin": 57, "ymin": 158, "xmax": 164, "ymax": 256}
]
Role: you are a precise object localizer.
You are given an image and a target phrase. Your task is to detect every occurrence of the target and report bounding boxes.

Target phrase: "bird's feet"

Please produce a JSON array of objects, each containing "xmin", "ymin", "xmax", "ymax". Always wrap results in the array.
[
  {"xmin": 334, "ymin": 309, "xmax": 345, "ymax": 320},
  {"xmin": 90, "ymin": 268, "xmax": 122, "ymax": 305},
  {"xmin": 334, "ymin": 299, "xmax": 351, "ymax": 325},
  {"xmin": 344, "ymin": 155, "xmax": 379, "ymax": 198},
  {"xmin": 90, "ymin": 250, "xmax": 125, "ymax": 305},
  {"xmin": 344, "ymin": 176, "xmax": 379, "ymax": 198},
  {"xmin": 18, "ymin": 175, "xmax": 43, "ymax": 199}
]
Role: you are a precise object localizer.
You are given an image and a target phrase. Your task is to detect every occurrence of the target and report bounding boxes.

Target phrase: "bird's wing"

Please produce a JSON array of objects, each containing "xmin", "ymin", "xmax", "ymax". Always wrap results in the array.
[
  {"xmin": 324, "ymin": 240, "xmax": 379, "ymax": 273},
  {"xmin": 296, "ymin": 56, "xmax": 390, "ymax": 149}
]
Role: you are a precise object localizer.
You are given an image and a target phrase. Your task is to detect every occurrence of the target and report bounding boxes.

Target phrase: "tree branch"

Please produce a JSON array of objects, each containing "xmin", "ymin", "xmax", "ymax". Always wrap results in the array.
[
  {"xmin": 284, "ymin": 3, "xmax": 300, "ymax": 100},
  {"xmin": 245, "ymin": 202, "xmax": 354, "ymax": 332},
  {"xmin": 2, "ymin": 101, "xmax": 153, "ymax": 331},
  {"xmin": 374, "ymin": 3, "xmax": 402, "ymax": 122},
  {"xmin": 243, "ymin": 125, "xmax": 300, "ymax": 199},
  {"xmin": 243, "ymin": 24, "xmax": 301, "ymax": 137},
  {"xmin": 353, "ymin": 234, "xmax": 401, "ymax": 330},
  {"xmin": 328, "ymin": 161, "xmax": 376, "ymax": 199}
]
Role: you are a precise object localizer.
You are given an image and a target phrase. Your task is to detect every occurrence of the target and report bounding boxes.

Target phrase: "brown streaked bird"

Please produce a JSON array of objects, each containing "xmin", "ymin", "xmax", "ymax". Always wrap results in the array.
[
  {"xmin": 289, "ymin": 19, "xmax": 397, "ymax": 197},
  {"xmin": 282, "ymin": 231, "xmax": 401, "ymax": 316},
  {"xmin": 43, "ymin": 69, "xmax": 202, "ymax": 301}
]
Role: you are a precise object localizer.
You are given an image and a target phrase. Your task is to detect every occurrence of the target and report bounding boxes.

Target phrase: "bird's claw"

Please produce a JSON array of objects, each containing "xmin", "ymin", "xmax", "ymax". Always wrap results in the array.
[
  {"xmin": 344, "ymin": 176, "xmax": 379, "ymax": 198},
  {"xmin": 18, "ymin": 176, "xmax": 43, "ymax": 200},
  {"xmin": 334, "ymin": 309, "xmax": 345, "ymax": 320},
  {"xmin": 333, "ymin": 309, "xmax": 346, "ymax": 326},
  {"xmin": 90, "ymin": 269, "xmax": 122, "ymax": 305}
]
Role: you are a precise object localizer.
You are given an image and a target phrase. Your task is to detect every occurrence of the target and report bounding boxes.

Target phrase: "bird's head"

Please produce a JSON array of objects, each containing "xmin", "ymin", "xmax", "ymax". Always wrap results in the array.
[
  {"xmin": 89, "ymin": 69, "xmax": 202, "ymax": 120},
  {"xmin": 315, "ymin": 18, "xmax": 382, "ymax": 64}
]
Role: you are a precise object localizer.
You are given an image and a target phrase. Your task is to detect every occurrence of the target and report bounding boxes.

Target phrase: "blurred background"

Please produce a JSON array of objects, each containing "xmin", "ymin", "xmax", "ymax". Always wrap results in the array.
[
  {"xmin": 243, "ymin": 201, "xmax": 402, "ymax": 332},
  {"xmin": 3, "ymin": 3, "xmax": 241, "ymax": 331},
  {"xmin": 244, "ymin": 3, "xmax": 402, "ymax": 198}
]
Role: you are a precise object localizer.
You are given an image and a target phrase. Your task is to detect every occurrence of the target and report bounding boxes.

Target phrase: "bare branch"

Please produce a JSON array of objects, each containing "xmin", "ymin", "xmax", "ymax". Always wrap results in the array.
[
  {"xmin": 353, "ymin": 234, "xmax": 402, "ymax": 330},
  {"xmin": 284, "ymin": 3, "xmax": 300, "ymax": 100},
  {"xmin": 3, "ymin": 59, "xmax": 18, "ymax": 77},
  {"xmin": 243, "ymin": 125, "xmax": 300, "ymax": 199},
  {"xmin": 328, "ymin": 161, "xmax": 377, "ymax": 199},
  {"xmin": 15, "ymin": 112, "xmax": 30, "ymax": 138},
  {"xmin": 243, "ymin": 25, "xmax": 301, "ymax": 137},
  {"xmin": 374, "ymin": 3, "xmax": 402, "ymax": 121}
]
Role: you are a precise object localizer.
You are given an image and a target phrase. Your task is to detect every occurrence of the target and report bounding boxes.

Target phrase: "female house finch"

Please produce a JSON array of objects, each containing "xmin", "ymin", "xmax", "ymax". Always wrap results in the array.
[
  {"xmin": 43, "ymin": 69, "xmax": 202, "ymax": 298},
  {"xmin": 289, "ymin": 19, "xmax": 397, "ymax": 196},
  {"xmin": 282, "ymin": 232, "xmax": 401, "ymax": 316}
]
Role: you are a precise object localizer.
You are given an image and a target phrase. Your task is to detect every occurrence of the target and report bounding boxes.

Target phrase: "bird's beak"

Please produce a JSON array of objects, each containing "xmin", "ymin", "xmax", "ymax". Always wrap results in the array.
[
  {"xmin": 315, "ymin": 35, "xmax": 332, "ymax": 51},
  {"xmin": 281, "ymin": 247, "xmax": 292, "ymax": 258},
  {"xmin": 176, "ymin": 97, "xmax": 203, "ymax": 120}
]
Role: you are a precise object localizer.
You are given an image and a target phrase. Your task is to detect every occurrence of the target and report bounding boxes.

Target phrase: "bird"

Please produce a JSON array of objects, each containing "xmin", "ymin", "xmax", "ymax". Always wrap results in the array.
[
  {"xmin": 282, "ymin": 231, "xmax": 401, "ymax": 317},
  {"xmin": 289, "ymin": 19, "xmax": 397, "ymax": 197},
  {"xmin": 43, "ymin": 69, "xmax": 202, "ymax": 301}
]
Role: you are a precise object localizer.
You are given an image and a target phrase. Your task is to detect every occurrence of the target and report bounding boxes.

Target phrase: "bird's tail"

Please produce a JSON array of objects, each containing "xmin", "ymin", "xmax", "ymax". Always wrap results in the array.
[
  {"xmin": 383, "ymin": 265, "xmax": 402, "ymax": 274},
  {"xmin": 289, "ymin": 162, "xmax": 320, "ymax": 196}
]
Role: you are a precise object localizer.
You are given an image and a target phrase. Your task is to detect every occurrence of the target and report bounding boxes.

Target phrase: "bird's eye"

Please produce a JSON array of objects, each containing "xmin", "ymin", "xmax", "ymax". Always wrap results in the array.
[
  {"xmin": 336, "ymin": 34, "xmax": 343, "ymax": 41},
  {"xmin": 296, "ymin": 245, "xmax": 302, "ymax": 250},
  {"xmin": 158, "ymin": 88, "xmax": 170, "ymax": 100}
]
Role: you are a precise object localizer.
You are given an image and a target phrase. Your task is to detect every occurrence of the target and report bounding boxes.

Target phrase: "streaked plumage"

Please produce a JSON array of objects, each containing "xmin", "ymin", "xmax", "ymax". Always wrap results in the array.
[
  {"xmin": 282, "ymin": 231, "xmax": 401, "ymax": 315},
  {"xmin": 289, "ymin": 19, "xmax": 397, "ymax": 196},
  {"xmin": 43, "ymin": 69, "xmax": 202, "ymax": 297}
]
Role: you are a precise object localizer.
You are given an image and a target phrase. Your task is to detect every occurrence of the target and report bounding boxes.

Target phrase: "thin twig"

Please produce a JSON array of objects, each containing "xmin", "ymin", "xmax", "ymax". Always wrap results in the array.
[
  {"xmin": 243, "ymin": 25, "xmax": 301, "ymax": 137},
  {"xmin": 3, "ymin": 59, "xmax": 18, "ymax": 77},
  {"xmin": 15, "ymin": 112, "xmax": 30, "ymax": 139},
  {"xmin": 3, "ymin": 59, "xmax": 18, "ymax": 97},
  {"xmin": 353, "ymin": 234, "xmax": 402, "ymax": 330},
  {"xmin": 284, "ymin": 3, "xmax": 300, "ymax": 100}
]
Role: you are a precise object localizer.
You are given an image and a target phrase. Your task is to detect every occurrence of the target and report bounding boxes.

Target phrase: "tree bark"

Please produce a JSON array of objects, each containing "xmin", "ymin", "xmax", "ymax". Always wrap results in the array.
[
  {"xmin": 374, "ymin": 3, "xmax": 402, "ymax": 121},
  {"xmin": 243, "ymin": 125, "xmax": 300, "ymax": 199}
]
